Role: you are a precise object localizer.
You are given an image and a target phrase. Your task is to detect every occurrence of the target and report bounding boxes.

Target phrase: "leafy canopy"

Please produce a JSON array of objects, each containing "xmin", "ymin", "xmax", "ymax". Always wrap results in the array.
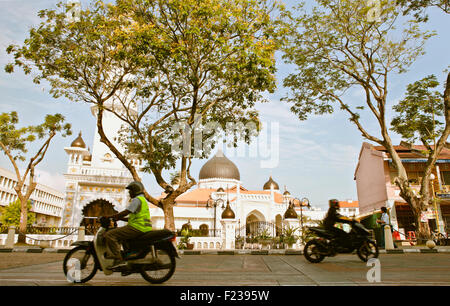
[
  {"xmin": 391, "ymin": 75, "xmax": 444, "ymax": 144},
  {"xmin": 281, "ymin": 0, "xmax": 434, "ymax": 127},
  {"xmin": 0, "ymin": 111, "xmax": 71, "ymax": 162},
  {"xmin": 0, "ymin": 200, "xmax": 36, "ymax": 227}
]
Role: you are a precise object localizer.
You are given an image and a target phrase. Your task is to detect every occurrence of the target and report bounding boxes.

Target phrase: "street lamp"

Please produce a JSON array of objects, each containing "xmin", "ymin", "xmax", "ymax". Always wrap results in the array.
[
  {"xmin": 291, "ymin": 197, "xmax": 311, "ymax": 244},
  {"xmin": 206, "ymin": 196, "xmax": 224, "ymax": 237}
]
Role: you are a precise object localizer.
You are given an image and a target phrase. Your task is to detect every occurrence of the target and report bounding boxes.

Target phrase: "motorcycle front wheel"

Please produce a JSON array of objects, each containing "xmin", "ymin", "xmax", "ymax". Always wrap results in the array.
[
  {"xmin": 63, "ymin": 245, "xmax": 98, "ymax": 283},
  {"xmin": 357, "ymin": 240, "xmax": 379, "ymax": 262},
  {"xmin": 140, "ymin": 248, "xmax": 176, "ymax": 284},
  {"xmin": 303, "ymin": 239, "xmax": 326, "ymax": 263}
]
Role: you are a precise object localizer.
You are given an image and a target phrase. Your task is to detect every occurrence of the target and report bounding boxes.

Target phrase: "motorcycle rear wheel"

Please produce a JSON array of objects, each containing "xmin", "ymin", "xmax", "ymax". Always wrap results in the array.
[
  {"xmin": 303, "ymin": 239, "xmax": 326, "ymax": 263},
  {"xmin": 63, "ymin": 245, "xmax": 98, "ymax": 283},
  {"xmin": 357, "ymin": 240, "xmax": 379, "ymax": 262},
  {"xmin": 139, "ymin": 248, "xmax": 176, "ymax": 284}
]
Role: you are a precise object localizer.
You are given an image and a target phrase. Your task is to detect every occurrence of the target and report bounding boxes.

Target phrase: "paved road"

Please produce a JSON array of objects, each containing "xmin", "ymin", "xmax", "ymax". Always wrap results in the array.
[{"xmin": 1, "ymin": 253, "xmax": 450, "ymax": 286}]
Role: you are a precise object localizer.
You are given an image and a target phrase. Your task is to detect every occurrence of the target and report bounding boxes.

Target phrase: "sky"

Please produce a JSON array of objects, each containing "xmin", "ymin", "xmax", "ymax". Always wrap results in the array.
[{"xmin": 0, "ymin": 0, "xmax": 449, "ymax": 210}]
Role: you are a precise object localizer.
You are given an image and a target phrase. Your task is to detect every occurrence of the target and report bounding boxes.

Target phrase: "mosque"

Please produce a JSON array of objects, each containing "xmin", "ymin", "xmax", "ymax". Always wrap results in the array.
[
  {"xmin": 150, "ymin": 148, "xmax": 326, "ymax": 236},
  {"xmin": 60, "ymin": 105, "xmax": 325, "ymax": 235}
]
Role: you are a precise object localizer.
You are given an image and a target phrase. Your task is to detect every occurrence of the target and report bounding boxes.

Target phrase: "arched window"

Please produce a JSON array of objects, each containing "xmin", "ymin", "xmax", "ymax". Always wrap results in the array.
[
  {"xmin": 181, "ymin": 221, "xmax": 192, "ymax": 232},
  {"xmin": 199, "ymin": 224, "xmax": 209, "ymax": 236}
]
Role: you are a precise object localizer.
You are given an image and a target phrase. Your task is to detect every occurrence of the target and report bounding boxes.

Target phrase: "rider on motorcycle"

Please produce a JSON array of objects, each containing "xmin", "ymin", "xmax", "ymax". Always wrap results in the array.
[
  {"xmin": 103, "ymin": 181, "xmax": 152, "ymax": 269},
  {"xmin": 323, "ymin": 199, "xmax": 354, "ymax": 253}
]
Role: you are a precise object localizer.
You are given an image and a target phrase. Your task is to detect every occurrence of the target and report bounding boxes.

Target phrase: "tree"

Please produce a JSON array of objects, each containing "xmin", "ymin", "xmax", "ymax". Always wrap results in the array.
[
  {"xmin": 281, "ymin": 0, "xmax": 449, "ymax": 240},
  {"xmin": 396, "ymin": 0, "xmax": 449, "ymax": 22},
  {"xmin": 0, "ymin": 112, "xmax": 71, "ymax": 243},
  {"xmin": 5, "ymin": 0, "xmax": 283, "ymax": 230},
  {"xmin": 391, "ymin": 75, "xmax": 445, "ymax": 146},
  {"xmin": 0, "ymin": 199, "xmax": 36, "ymax": 227}
]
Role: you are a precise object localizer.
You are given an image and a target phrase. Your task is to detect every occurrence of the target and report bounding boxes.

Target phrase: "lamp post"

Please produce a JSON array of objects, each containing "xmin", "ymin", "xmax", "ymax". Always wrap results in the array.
[
  {"xmin": 206, "ymin": 197, "xmax": 224, "ymax": 237},
  {"xmin": 430, "ymin": 174, "xmax": 441, "ymax": 233},
  {"xmin": 292, "ymin": 197, "xmax": 311, "ymax": 244}
]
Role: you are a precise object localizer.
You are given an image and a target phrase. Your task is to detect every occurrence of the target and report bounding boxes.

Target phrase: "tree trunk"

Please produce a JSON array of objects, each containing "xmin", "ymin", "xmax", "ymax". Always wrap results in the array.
[
  {"xmin": 397, "ymin": 178, "xmax": 431, "ymax": 241},
  {"xmin": 17, "ymin": 195, "xmax": 27, "ymax": 244},
  {"xmin": 162, "ymin": 203, "xmax": 175, "ymax": 231},
  {"xmin": 412, "ymin": 202, "xmax": 431, "ymax": 242}
]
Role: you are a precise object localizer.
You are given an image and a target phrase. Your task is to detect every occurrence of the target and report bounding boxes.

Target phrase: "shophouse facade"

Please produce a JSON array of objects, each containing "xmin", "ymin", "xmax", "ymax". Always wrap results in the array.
[{"xmin": 354, "ymin": 142, "xmax": 450, "ymax": 237}]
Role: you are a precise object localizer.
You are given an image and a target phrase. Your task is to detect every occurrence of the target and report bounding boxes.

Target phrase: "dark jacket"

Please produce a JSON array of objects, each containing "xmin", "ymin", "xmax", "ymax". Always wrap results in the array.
[{"xmin": 323, "ymin": 206, "xmax": 352, "ymax": 229}]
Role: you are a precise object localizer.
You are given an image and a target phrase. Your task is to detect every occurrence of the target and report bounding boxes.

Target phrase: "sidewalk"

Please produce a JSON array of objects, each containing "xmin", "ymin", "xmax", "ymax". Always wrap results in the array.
[{"xmin": 1, "ymin": 245, "xmax": 450, "ymax": 254}]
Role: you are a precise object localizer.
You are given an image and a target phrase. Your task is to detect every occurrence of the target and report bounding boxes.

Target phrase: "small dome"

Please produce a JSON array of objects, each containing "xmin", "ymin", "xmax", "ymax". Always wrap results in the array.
[
  {"xmin": 199, "ymin": 149, "xmax": 240, "ymax": 181},
  {"xmin": 283, "ymin": 186, "xmax": 291, "ymax": 196},
  {"xmin": 83, "ymin": 147, "xmax": 92, "ymax": 162},
  {"xmin": 216, "ymin": 187, "xmax": 225, "ymax": 192},
  {"xmin": 284, "ymin": 205, "xmax": 298, "ymax": 219},
  {"xmin": 263, "ymin": 176, "xmax": 279, "ymax": 190},
  {"xmin": 71, "ymin": 132, "xmax": 86, "ymax": 148},
  {"xmin": 221, "ymin": 201, "xmax": 235, "ymax": 219}
]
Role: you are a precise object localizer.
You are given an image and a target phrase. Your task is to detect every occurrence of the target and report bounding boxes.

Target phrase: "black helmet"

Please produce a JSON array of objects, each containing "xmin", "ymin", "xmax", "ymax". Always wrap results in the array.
[
  {"xmin": 126, "ymin": 181, "xmax": 145, "ymax": 198},
  {"xmin": 329, "ymin": 199, "xmax": 340, "ymax": 209}
]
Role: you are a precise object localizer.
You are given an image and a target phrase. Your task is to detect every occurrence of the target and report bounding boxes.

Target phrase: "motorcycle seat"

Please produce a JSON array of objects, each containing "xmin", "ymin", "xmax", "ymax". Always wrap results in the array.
[
  {"xmin": 129, "ymin": 229, "xmax": 174, "ymax": 244},
  {"xmin": 308, "ymin": 227, "xmax": 335, "ymax": 239},
  {"xmin": 125, "ymin": 229, "xmax": 175, "ymax": 250}
]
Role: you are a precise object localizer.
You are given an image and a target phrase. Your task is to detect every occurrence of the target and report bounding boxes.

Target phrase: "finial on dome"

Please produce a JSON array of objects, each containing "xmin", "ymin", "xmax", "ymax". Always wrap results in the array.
[
  {"xmin": 70, "ymin": 131, "xmax": 87, "ymax": 148},
  {"xmin": 216, "ymin": 147, "xmax": 224, "ymax": 157}
]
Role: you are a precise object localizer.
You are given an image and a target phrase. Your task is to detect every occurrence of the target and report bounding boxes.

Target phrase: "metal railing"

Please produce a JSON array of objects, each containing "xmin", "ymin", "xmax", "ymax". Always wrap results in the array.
[
  {"xmin": 20, "ymin": 226, "xmax": 79, "ymax": 235},
  {"xmin": 176, "ymin": 228, "xmax": 221, "ymax": 237},
  {"xmin": 0, "ymin": 226, "xmax": 79, "ymax": 235}
]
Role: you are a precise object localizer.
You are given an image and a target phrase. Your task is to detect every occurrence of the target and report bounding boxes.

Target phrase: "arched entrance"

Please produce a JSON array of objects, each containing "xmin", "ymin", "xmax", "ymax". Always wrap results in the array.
[
  {"xmin": 244, "ymin": 210, "xmax": 267, "ymax": 237},
  {"xmin": 275, "ymin": 214, "xmax": 283, "ymax": 236},
  {"xmin": 80, "ymin": 199, "xmax": 118, "ymax": 234}
]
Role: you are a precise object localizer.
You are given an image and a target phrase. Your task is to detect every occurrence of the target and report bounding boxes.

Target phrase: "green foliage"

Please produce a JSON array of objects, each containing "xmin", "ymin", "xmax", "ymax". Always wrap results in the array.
[
  {"xmin": 0, "ymin": 199, "xmax": 35, "ymax": 227},
  {"xmin": 257, "ymin": 228, "xmax": 272, "ymax": 240},
  {"xmin": 0, "ymin": 112, "xmax": 35, "ymax": 162},
  {"xmin": 391, "ymin": 75, "xmax": 444, "ymax": 144},
  {"xmin": 396, "ymin": 0, "xmax": 449, "ymax": 22},
  {"xmin": 281, "ymin": 0, "xmax": 434, "ymax": 123},
  {"xmin": 4, "ymin": 0, "xmax": 285, "ymax": 217},
  {"xmin": 177, "ymin": 228, "xmax": 192, "ymax": 249},
  {"xmin": 282, "ymin": 225, "xmax": 298, "ymax": 246},
  {"xmin": 0, "ymin": 111, "xmax": 71, "ymax": 162}
]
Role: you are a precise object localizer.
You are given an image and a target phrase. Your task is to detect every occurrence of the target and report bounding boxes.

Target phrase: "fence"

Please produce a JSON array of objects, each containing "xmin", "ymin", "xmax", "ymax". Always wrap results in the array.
[
  {"xmin": 235, "ymin": 221, "xmax": 301, "ymax": 250},
  {"xmin": 176, "ymin": 228, "xmax": 221, "ymax": 238},
  {"xmin": 0, "ymin": 223, "xmax": 299, "ymax": 250},
  {"xmin": 0, "ymin": 226, "xmax": 82, "ymax": 248},
  {"xmin": 0, "ymin": 226, "xmax": 225, "ymax": 250}
]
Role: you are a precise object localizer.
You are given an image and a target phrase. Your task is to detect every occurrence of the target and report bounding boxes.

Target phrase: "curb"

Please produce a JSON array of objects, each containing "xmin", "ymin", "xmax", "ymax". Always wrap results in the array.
[{"xmin": 1, "ymin": 247, "xmax": 450, "ymax": 254}]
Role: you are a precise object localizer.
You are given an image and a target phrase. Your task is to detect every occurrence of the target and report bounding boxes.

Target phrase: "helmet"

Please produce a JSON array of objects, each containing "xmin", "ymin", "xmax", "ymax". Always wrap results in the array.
[
  {"xmin": 329, "ymin": 199, "xmax": 340, "ymax": 209},
  {"xmin": 126, "ymin": 181, "xmax": 145, "ymax": 198}
]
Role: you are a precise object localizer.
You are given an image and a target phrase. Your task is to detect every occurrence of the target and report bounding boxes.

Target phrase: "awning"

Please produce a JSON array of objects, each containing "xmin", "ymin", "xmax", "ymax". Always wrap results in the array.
[{"xmin": 387, "ymin": 159, "xmax": 450, "ymax": 163}]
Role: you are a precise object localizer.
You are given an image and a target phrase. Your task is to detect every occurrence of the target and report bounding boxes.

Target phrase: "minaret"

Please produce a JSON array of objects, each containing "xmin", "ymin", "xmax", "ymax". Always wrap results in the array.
[
  {"xmin": 89, "ymin": 104, "xmax": 130, "ymax": 170},
  {"xmin": 283, "ymin": 185, "xmax": 291, "ymax": 205},
  {"xmin": 64, "ymin": 131, "xmax": 89, "ymax": 174},
  {"xmin": 61, "ymin": 131, "xmax": 89, "ymax": 226}
]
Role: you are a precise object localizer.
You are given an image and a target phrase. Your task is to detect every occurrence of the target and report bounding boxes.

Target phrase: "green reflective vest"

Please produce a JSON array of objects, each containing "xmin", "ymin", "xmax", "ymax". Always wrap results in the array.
[{"xmin": 128, "ymin": 196, "xmax": 152, "ymax": 232}]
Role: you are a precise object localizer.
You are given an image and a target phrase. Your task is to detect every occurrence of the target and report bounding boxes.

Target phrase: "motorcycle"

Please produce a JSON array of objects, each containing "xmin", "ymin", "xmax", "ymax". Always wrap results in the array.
[
  {"xmin": 63, "ymin": 216, "xmax": 179, "ymax": 284},
  {"xmin": 303, "ymin": 220, "xmax": 379, "ymax": 263}
]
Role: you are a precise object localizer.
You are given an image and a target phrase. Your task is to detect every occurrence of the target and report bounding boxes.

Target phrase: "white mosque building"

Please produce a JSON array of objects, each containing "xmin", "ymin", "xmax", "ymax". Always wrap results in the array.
[
  {"xmin": 60, "ymin": 105, "xmax": 325, "ymax": 237},
  {"xmin": 60, "ymin": 103, "xmax": 139, "ymax": 231},
  {"xmin": 151, "ymin": 148, "xmax": 325, "ymax": 236}
]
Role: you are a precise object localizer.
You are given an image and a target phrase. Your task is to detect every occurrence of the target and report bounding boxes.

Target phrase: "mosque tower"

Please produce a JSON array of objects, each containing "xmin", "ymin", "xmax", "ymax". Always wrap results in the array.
[{"xmin": 61, "ymin": 102, "xmax": 141, "ymax": 227}]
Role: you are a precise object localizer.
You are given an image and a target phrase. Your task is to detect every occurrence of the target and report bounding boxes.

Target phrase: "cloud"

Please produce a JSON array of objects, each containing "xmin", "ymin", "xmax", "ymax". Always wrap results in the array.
[
  {"xmin": 33, "ymin": 169, "xmax": 66, "ymax": 192},
  {"xmin": 14, "ymin": 167, "xmax": 66, "ymax": 193}
]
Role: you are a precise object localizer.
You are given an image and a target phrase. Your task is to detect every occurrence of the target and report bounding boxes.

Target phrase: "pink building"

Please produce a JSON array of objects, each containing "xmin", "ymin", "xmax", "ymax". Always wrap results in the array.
[{"xmin": 354, "ymin": 142, "xmax": 450, "ymax": 236}]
